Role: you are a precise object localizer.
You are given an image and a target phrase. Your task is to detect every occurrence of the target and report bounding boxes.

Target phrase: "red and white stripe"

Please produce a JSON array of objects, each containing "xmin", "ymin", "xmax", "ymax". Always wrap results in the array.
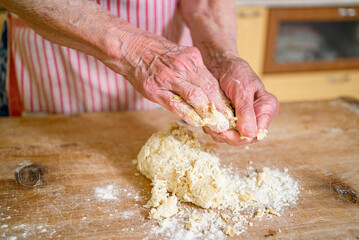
[{"xmin": 7, "ymin": 0, "xmax": 192, "ymax": 115}]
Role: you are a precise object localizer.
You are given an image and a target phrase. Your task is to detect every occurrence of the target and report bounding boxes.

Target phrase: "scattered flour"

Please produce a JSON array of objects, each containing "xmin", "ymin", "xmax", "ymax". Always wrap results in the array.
[
  {"xmin": 95, "ymin": 185, "xmax": 118, "ymax": 200},
  {"xmin": 146, "ymin": 208, "xmax": 247, "ymax": 240},
  {"xmin": 6, "ymin": 224, "xmax": 56, "ymax": 239},
  {"xmin": 121, "ymin": 211, "xmax": 135, "ymax": 219},
  {"xmin": 137, "ymin": 123, "xmax": 300, "ymax": 238}
]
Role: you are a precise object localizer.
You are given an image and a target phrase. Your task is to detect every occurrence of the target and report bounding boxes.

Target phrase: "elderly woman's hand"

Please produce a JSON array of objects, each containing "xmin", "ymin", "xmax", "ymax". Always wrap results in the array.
[
  {"xmin": 180, "ymin": 0, "xmax": 279, "ymax": 145},
  {"xmin": 203, "ymin": 56, "xmax": 279, "ymax": 145},
  {"xmin": 105, "ymin": 30, "xmax": 235, "ymax": 132},
  {"xmin": 1, "ymin": 0, "xmax": 235, "ymax": 132}
]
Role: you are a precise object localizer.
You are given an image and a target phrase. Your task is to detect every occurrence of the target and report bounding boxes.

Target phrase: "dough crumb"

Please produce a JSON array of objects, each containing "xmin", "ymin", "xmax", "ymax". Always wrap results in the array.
[
  {"xmin": 185, "ymin": 210, "xmax": 203, "ymax": 231},
  {"xmin": 257, "ymin": 129, "xmax": 268, "ymax": 141},
  {"xmin": 145, "ymin": 180, "xmax": 178, "ymax": 220},
  {"xmin": 132, "ymin": 159, "xmax": 138, "ymax": 165},
  {"xmin": 223, "ymin": 225, "xmax": 237, "ymax": 236},
  {"xmin": 256, "ymin": 167, "xmax": 271, "ymax": 186},
  {"xmin": 221, "ymin": 213, "xmax": 231, "ymax": 222},
  {"xmin": 148, "ymin": 195, "xmax": 178, "ymax": 220}
]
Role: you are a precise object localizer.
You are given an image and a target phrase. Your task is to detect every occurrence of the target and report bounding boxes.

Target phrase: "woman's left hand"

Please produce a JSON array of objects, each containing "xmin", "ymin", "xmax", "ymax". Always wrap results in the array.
[{"xmin": 204, "ymin": 56, "xmax": 279, "ymax": 145}]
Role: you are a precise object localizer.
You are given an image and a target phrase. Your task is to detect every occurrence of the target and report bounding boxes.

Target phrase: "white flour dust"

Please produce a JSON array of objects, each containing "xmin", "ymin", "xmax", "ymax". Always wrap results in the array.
[
  {"xmin": 95, "ymin": 185, "xmax": 118, "ymax": 200},
  {"xmin": 2, "ymin": 223, "xmax": 57, "ymax": 240},
  {"xmin": 143, "ymin": 166, "xmax": 299, "ymax": 239}
]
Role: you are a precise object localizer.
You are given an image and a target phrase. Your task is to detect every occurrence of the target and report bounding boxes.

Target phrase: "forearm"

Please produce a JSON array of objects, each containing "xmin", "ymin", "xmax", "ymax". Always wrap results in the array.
[
  {"xmin": 0, "ymin": 0, "xmax": 175, "ymax": 80},
  {"xmin": 1, "ymin": 0, "xmax": 241, "ymax": 134},
  {"xmin": 180, "ymin": 0, "xmax": 238, "ymax": 72}
]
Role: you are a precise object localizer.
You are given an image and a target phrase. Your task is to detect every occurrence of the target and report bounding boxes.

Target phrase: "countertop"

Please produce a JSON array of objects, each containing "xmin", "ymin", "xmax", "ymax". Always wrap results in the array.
[{"xmin": 0, "ymin": 99, "xmax": 358, "ymax": 239}]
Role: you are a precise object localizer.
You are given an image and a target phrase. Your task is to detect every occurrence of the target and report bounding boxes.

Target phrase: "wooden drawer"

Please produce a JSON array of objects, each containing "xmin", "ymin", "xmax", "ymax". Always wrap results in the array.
[{"xmin": 263, "ymin": 70, "xmax": 359, "ymax": 102}]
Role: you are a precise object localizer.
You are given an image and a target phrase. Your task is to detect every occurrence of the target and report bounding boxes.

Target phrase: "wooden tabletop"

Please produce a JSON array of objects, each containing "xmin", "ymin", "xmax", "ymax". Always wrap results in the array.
[{"xmin": 0, "ymin": 99, "xmax": 358, "ymax": 239}]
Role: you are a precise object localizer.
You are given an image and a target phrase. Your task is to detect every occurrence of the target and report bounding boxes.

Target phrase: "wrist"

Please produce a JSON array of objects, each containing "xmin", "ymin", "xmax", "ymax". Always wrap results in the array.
[{"xmin": 200, "ymin": 48, "xmax": 240, "ymax": 79}]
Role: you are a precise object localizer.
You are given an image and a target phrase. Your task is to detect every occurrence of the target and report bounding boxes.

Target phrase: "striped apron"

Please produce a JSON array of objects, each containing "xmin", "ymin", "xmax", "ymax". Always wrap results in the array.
[{"xmin": 6, "ymin": 0, "xmax": 192, "ymax": 116}]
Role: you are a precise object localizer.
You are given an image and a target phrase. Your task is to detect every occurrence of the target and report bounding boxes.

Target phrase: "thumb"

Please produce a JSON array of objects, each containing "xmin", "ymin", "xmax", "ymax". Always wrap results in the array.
[{"xmin": 235, "ymin": 97, "xmax": 258, "ymax": 139}]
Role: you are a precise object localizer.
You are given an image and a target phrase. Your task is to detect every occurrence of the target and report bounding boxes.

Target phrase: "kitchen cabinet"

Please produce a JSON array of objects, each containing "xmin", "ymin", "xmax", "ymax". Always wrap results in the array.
[{"xmin": 236, "ymin": 6, "xmax": 359, "ymax": 102}]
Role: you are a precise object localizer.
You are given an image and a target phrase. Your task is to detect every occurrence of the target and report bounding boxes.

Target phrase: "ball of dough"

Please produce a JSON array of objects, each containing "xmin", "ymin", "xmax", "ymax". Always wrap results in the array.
[{"xmin": 137, "ymin": 122, "xmax": 226, "ymax": 209}]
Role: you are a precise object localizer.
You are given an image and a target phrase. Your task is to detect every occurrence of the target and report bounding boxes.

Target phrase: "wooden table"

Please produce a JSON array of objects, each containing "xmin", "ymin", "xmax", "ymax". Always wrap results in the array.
[{"xmin": 0, "ymin": 99, "xmax": 358, "ymax": 239}]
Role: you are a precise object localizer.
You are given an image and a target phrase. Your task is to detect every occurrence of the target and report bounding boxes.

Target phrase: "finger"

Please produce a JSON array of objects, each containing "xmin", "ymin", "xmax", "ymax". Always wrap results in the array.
[
  {"xmin": 211, "ymin": 134, "xmax": 226, "ymax": 143},
  {"xmin": 196, "ymin": 74, "xmax": 235, "ymax": 121},
  {"xmin": 155, "ymin": 90, "xmax": 203, "ymax": 127},
  {"xmin": 233, "ymin": 92, "xmax": 258, "ymax": 139},
  {"xmin": 202, "ymin": 126, "xmax": 211, "ymax": 135},
  {"xmin": 172, "ymin": 81, "xmax": 229, "ymax": 132},
  {"xmin": 254, "ymin": 91, "xmax": 279, "ymax": 130},
  {"xmin": 203, "ymin": 127, "xmax": 251, "ymax": 146},
  {"xmin": 219, "ymin": 130, "xmax": 254, "ymax": 146},
  {"xmin": 173, "ymin": 63, "xmax": 235, "ymax": 129},
  {"xmin": 203, "ymin": 126, "xmax": 226, "ymax": 143},
  {"xmin": 206, "ymin": 82, "xmax": 236, "ymax": 122},
  {"xmin": 256, "ymin": 114, "xmax": 272, "ymax": 130}
]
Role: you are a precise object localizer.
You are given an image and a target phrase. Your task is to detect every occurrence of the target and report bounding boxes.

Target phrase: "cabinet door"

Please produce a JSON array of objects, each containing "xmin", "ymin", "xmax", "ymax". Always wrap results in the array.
[
  {"xmin": 264, "ymin": 7, "xmax": 359, "ymax": 73},
  {"xmin": 263, "ymin": 70, "xmax": 359, "ymax": 102},
  {"xmin": 236, "ymin": 7, "xmax": 268, "ymax": 76}
]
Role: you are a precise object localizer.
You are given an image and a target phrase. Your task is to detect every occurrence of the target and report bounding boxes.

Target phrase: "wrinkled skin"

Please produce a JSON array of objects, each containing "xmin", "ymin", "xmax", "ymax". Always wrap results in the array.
[
  {"xmin": 2, "ymin": 0, "xmax": 278, "ymax": 145},
  {"xmin": 180, "ymin": 0, "xmax": 279, "ymax": 145},
  {"xmin": 104, "ymin": 30, "xmax": 235, "ymax": 133},
  {"xmin": 203, "ymin": 56, "xmax": 279, "ymax": 145},
  {"xmin": 124, "ymin": 43, "xmax": 234, "ymax": 132}
]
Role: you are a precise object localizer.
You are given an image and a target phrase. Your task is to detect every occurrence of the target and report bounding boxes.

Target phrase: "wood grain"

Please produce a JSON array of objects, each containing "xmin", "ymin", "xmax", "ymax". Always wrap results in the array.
[{"xmin": 0, "ymin": 99, "xmax": 359, "ymax": 239}]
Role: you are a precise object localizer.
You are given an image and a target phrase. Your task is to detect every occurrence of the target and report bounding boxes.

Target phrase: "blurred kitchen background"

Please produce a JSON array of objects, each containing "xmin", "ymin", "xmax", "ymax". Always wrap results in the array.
[
  {"xmin": 235, "ymin": 0, "xmax": 359, "ymax": 102},
  {"xmin": 1, "ymin": 0, "xmax": 359, "ymax": 103}
]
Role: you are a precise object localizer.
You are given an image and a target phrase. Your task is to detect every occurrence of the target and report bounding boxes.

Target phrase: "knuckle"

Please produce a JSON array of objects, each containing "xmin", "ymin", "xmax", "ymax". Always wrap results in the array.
[
  {"xmin": 243, "ymin": 82, "xmax": 257, "ymax": 93},
  {"xmin": 206, "ymin": 81, "xmax": 220, "ymax": 95},
  {"xmin": 186, "ymin": 87, "xmax": 205, "ymax": 103},
  {"xmin": 238, "ymin": 57, "xmax": 249, "ymax": 66},
  {"xmin": 155, "ymin": 90, "xmax": 170, "ymax": 104},
  {"xmin": 238, "ymin": 105, "xmax": 254, "ymax": 115},
  {"xmin": 259, "ymin": 112, "xmax": 272, "ymax": 120},
  {"xmin": 185, "ymin": 46, "xmax": 201, "ymax": 57},
  {"xmin": 268, "ymin": 92, "xmax": 278, "ymax": 104},
  {"xmin": 234, "ymin": 96, "xmax": 253, "ymax": 112}
]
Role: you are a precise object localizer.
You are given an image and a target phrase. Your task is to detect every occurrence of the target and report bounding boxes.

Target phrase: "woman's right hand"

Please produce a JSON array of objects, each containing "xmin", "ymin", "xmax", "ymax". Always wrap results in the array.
[
  {"xmin": 103, "ymin": 28, "xmax": 235, "ymax": 132},
  {"xmin": 0, "ymin": 0, "xmax": 234, "ymax": 133}
]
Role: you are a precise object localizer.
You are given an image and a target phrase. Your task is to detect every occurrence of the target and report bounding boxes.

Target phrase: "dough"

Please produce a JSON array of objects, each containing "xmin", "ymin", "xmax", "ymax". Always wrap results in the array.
[
  {"xmin": 170, "ymin": 97, "xmax": 237, "ymax": 133},
  {"xmin": 137, "ymin": 123, "xmax": 226, "ymax": 219},
  {"xmin": 257, "ymin": 129, "xmax": 268, "ymax": 141},
  {"xmin": 136, "ymin": 124, "xmax": 300, "ymax": 238},
  {"xmin": 137, "ymin": 123, "xmax": 270, "ymax": 219}
]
